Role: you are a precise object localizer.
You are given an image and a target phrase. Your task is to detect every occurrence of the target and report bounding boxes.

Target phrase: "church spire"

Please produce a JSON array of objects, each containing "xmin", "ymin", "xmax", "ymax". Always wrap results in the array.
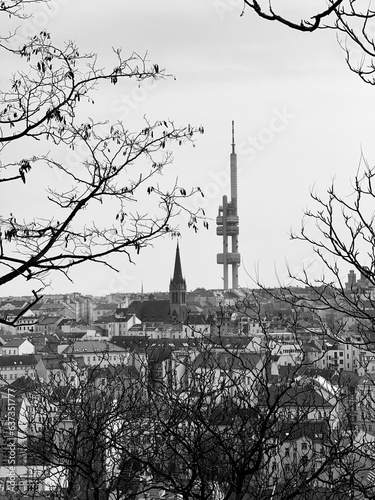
[
  {"xmin": 169, "ymin": 242, "xmax": 187, "ymax": 322},
  {"xmin": 172, "ymin": 241, "xmax": 184, "ymax": 284}
]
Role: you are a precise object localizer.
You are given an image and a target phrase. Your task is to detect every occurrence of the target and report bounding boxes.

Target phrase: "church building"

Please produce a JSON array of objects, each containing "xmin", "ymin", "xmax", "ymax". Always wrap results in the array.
[{"xmin": 169, "ymin": 242, "xmax": 187, "ymax": 323}]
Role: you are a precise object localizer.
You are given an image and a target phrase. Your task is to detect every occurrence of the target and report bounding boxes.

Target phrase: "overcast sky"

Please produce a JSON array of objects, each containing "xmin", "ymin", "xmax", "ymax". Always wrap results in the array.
[{"xmin": 3, "ymin": 0, "xmax": 375, "ymax": 297}]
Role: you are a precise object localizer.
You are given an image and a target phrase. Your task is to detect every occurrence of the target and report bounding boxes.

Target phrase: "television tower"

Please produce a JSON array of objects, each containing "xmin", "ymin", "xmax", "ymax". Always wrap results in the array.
[{"xmin": 216, "ymin": 121, "xmax": 240, "ymax": 290}]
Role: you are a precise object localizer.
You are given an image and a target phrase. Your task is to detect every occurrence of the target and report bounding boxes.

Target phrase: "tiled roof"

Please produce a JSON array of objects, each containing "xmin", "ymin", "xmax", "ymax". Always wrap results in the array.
[{"xmin": 62, "ymin": 341, "xmax": 126, "ymax": 355}]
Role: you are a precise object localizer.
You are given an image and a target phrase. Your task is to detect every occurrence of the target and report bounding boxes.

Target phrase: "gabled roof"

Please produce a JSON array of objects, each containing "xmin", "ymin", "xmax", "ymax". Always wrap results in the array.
[
  {"xmin": 10, "ymin": 375, "xmax": 37, "ymax": 393},
  {"xmin": 0, "ymin": 300, "xmax": 28, "ymax": 309},
  {"xmin": 4, "ymin": 338, "xmax": 31, "ymax": 348}
]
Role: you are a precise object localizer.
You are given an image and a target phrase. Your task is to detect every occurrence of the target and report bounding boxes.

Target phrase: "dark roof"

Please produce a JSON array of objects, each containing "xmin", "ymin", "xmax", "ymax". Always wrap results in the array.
[
  {"xmin": 96, "ymin": 314, "xmax": 135, "ymax": 324},
  {"xmin": 277, "ymin": 420, "xmax": 329, "ymax": 442},
  {"xmin": 192, "ymin": 351, "xmax": 261, "ymax": 371},
  {"xmin": 208, "ymin": 336, "xmax": 251, "ymax": 350},
  {"xmin": 115, "ymin": 307, "xmax": 130, "ymax": 316},
  {"xmin": 128, "ymin": 299, "xmax": 170, "ymax": 323},
  {"xmin": 265, "ymin": 384, "xmax": 333, "ymax": 408},
  {"xmin": 0, "ymin": 355, "xmax": 39, "ymax": 367},
  {"xmin": 111, "ymin": 336, "xmax": 150, "ymax": 350},
  {"xmin": 37, "ymin": 316, "xmax": 63, "ymax": 325},
  {"xmin": 39, "ymin": 355, "xmax": 86, "ymax": 370},
  {"xmin": 89, "ymin": 364, "xmax": 139, "ymax": 380},
  {"xmin": 93, "ymin": 303, "xmax": 118, "ymax": 311},
  {"xmin": 39, "ymin": 356, "xmax": 65, "ymax": 370},
  {"xmin": 302, "ymin": 367, "xmax": 339, "ymax": 381},
  {"xmin": 186, "ymin": 313, "xmax": 207, "ymax": 325},
  {"xmin": 55, "ymin": 331, "xmax": 86, "ymax": 341},
  {"xmin": 10, "ymin": 375, "xmax": 37, "ymax": 393}
]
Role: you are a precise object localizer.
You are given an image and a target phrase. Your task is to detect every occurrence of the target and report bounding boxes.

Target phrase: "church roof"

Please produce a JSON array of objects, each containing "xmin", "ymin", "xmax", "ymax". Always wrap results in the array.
[{"xmin": 128, "ymin": 299, "xmax": 170, "ymax": 323}]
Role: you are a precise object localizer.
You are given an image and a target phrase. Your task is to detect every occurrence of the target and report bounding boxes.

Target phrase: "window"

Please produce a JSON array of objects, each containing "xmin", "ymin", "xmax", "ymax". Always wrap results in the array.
[
  {"xmin": 26, "ymin": 479, "xmax": 39, "ymax": 492},
  {"xmin": 285, "ymin": 447, "xmax": 290, "ymax": 457},
  {"xmin": 302, "ymin": 442, "xmax": 308, "ymax": 450}
]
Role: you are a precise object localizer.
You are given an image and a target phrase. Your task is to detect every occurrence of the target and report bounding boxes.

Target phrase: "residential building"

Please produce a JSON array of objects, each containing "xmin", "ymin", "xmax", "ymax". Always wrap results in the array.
[
  {"xmin": 2, "ymin": 339, "xmax": 35, "ymax": 356},
  {"xmin": 0, "ymin": 355, "xmax": 39, "ymax": 386},
  {"xmin": 61, "ymin": 340, "xmax": 130, "ymax": 367}
]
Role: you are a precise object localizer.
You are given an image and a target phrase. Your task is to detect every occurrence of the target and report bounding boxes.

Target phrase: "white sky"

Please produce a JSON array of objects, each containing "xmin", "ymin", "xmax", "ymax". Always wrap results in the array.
[{"xmin": 2, "ymin": 0, "xmax": 375, "ymax": 296}]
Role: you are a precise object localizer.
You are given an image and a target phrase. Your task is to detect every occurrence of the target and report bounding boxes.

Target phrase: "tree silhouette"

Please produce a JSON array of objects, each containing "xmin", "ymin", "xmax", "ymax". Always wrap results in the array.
[
  {"xmin": 243, "ymin": 0, "xmax": 375, "ymax": 84},
  {"xmin": 0, "ymin": 1, "xmax": 205, "ymax": 326}
]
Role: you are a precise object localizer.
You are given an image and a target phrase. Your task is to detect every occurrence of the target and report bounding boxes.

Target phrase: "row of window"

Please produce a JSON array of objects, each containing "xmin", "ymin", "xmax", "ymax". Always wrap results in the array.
[
  {"xmin": 1, "ymin": 366, "xmax": 29, "ymax": 370},
  {"xmin": 86, "ymin": 355, "xmax": 118, "ymax": 363},
  {"xmin": 0, "ymin": 478, "xmax": 40, "ymax": 492},
  {"xmin": 2, "ymin": 373, "xmax": 22, "ymax": 380}
]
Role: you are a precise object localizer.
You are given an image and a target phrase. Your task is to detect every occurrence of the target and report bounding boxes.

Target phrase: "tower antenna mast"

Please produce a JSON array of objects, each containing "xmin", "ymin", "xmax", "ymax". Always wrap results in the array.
[{"xmin": 216, "ymin": 121, "xmax": 240, "ymax": 289}]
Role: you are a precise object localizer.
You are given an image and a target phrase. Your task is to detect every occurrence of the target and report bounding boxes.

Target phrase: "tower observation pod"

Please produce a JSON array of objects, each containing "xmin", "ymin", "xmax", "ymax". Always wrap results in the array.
[{"xmin": 216, "ymin": 121, "xmax": 240, "ymax": 290}]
